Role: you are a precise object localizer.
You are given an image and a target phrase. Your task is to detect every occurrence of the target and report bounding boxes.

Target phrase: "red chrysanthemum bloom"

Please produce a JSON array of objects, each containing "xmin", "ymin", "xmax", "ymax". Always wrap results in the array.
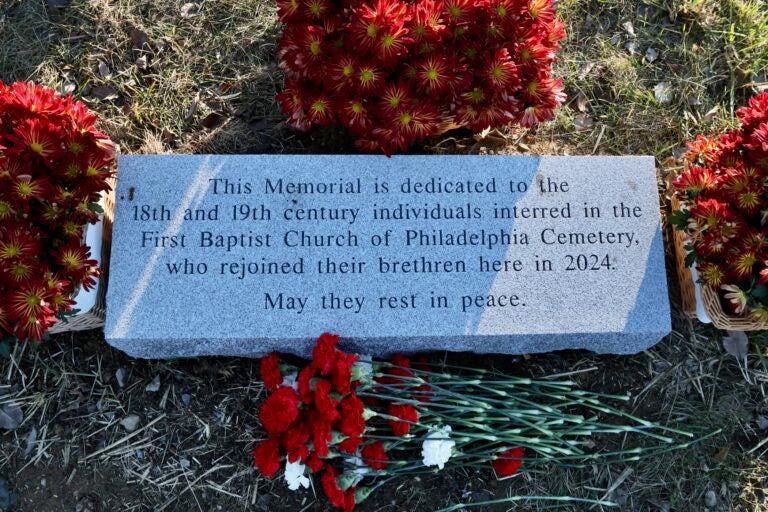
[
  {"xmin": 387, "ymin": 403, "xmax": 419, "ymax": 436},
  {"xmin": 252, "ymin": 439, "xmax": 282, "ymax": 478},
  {"xmin": 260, "ymin": 352, "xmax": 283, "ymax": 391},
  {"xmin": 362, "ymin": 441, "xmax": 389, "ymax": 470},
  {"xmin": 485, "ymin": 49, "xmax": 518, "ymax": 90},
  {"xmin": 275, "ymin": 0, "xmax": 565, "ymax": 153},
  {"xmin": 673, "ymin": 166, "xmax": 720, "ymax": 195},
  {"xmin": 492, "ymin": 447, "xmax": 524, "ymax": 477},
  {"xmin": 259, "ymin": 386, "xmax": 301, "ymax": 435}
]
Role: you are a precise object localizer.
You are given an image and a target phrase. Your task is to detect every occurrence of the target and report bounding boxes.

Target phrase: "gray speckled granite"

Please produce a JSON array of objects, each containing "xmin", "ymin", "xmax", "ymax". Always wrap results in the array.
[{"xmin": 105, "ymin": 155, "xmax": 670, "ymax": 358}]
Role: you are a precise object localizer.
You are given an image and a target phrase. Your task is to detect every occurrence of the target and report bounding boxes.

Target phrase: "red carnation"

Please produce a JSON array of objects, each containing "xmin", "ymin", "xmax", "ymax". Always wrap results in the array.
[
  {"xmin": 387, "ymin": 403, "xmax": 419, "ymax": 436},
  {"xmin": 380, "ymin": 354, "xmax": 414, "ymax": 388},
  {"xmin": 252, "ymin": 439, "xmax": 282, "ymax": 478},
  {"xmin": 297, "ymin": 365, "xmax": 315, "ymax": 404},
  {"xmin": 315, "ymin": 378, "xmax": 341, "ymax": 422},
  {"xmin": 282, "ymin": 421, "xmax": 311, "ymax": 463},
  {"xmin": 331, "ymin": 351, "xmax": 359, "ymax": 395},
  {"xmin": 307, "ymin": 451, "xmax": 325, "ymax": 473},
  {"xmin": 321, "ymin": 466, "xmax": 356, "ymax": 512},
  {"xmin": 338, "ymin": 392, "xmax": 366, "ymax": 439},
  {"xmin": 338, "ymin": 436, "xmax": 363, "ymax": 455},
  {"xmin": 260, "ymin": 386, "xmax": 300, "ymax": 435},
  {"xmin": 492, "ymin": 447, "xmax": 524, "ymax": 477},
  {"xmin": 312, "ymin": 418, "xmax": 332, "ymax": 458},
  {"xmin": 313, "ymin": 332, "xmax": 340, "ymax": 375},
  {"xmin": 362, "ymin": 441, "xmax": 389, "ymax": 470},
  {"xmin": 260, "ymin": 352, "xmax": 282, "ymax": 391}
]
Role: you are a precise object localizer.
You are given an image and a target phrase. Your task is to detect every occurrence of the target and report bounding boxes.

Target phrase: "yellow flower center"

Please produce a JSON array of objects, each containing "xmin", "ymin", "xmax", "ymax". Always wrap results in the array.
[
  {"xmin": 2, "ymin": 245, "xmax": 21, "ymax": 258},
  {"xmin": 308, "ymin": 1, "xmax": 323, "ymax": 16},
  {"xmin": 360, "ymin": 69, "xmax": 374, "ymax": 83},
  {"xmin": 382, "ymin": 34, "xmax": 395, "ymax": 48},
  {"xmin": 343, "ymin": 65, "xmax": 354, "ymax": 76},
  {"xmin": 62, "ymin": 252, "xmax": 81, "ymax": 269},
  {"xmin": 30, "ymin": 142, "xmax": 44, "ymax": 154},
  {"xmin": 468, "ymin": 89, "xmax": 484, "ymax": 103},
  {"xmin": 311, "ymin": 101, "xmax": 327, "ymax": 114},
  {"xmin": 17, "ymin": 182, "xmax": 33, "ymax": 197},
  {"xmin": 366, "ymin": 24, "xmax": 378, "ymax": 38},
  {"xmin": 309, "ymin": 41, "xmax": 321, "ymax": 55},
  {"xmin": 399, "ymin": 112, "xmax": 412, "ymax": 126},
  {"xmin": 352, "ymin": 103, "xmax": 363, "ymax": 114}
]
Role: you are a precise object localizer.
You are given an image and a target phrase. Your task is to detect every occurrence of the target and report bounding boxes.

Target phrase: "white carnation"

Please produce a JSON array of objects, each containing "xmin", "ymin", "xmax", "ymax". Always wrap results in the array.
[
  {"xmin": 421, "ymin": 425, "xmax": 455, "ymax": 470},
  {"xmin": 281, "ymin": 371, "xmax": 299, "ymax": 391},
  {"xmin": 284, "ymin": 459, "xmax": 310, "ymax": 491}
]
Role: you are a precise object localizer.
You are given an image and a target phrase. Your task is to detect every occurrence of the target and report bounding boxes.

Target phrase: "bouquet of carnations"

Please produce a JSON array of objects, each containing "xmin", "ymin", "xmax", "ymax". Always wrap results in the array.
[
  {"xmin": 276, "ymin": 0, "xmax": 566, "ymax": 154},
  {"xmin": 0, "ymin": 81, "xmax": 115, "ymax": 341},
  {"xmin": 253, "ymin": 334, "xmax": 699, "ymax": 511},
  {"xmin": 671, "ymin": 92, "xmax": 768, "ymax": 318}
]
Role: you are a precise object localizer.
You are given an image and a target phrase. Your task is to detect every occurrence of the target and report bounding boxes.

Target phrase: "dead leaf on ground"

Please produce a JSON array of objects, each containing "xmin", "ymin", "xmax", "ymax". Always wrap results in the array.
[
  {"xmin": 712, "ymin": 445, "xmax": 730, "ymax": 462},
  {"xmin": 145, "ymin": 375, "xmax": 161, "ymax": 392},
  {"xmin": 120, "ymin": 414, "xmax": 141, "ymax": 432},
  {"xmin": 723, "ymin": 331, "xmax": 748, "ymax": 361},
  {"xmin": 130, "ymin": 28, "xmax": 149, "ymax": 52},
  {"xmin": 24, "ymin": 426, "xmax": 37, "ymax": 457},
  {"xmin": 0, "ymin": 404, "xmax": 23, "ymax": 430},
  {"xmin": 653, "ymin": 82, "xmax": 673, "ymax": 104},
  {"xmin": 98, "ymin": 60, "xmax": 111, "ymax": 78},
  {"xmin": 573, "ymin": 114, "xmax": 594, "ymax": 131},
  {"xmin": 61, "ymin": 81, "xmax": 76, "ymax": 95},
  {"xmin": 91, "ymin": 85, "xmax": 119, "ymax": 101},
  {"xmin": 200, "ymin": 112, "xmax": 225, "ymax": 129},
  {"xmin": 575, "ymin": 91, "xmax": 589, "ymax": 112},
  {"xmin": 181, "ymin": 3, "xmax": 200, "ymax": 17},
  {"xmin": 46, "ymin": 0, "xmax": 71, "ymax": 10}
]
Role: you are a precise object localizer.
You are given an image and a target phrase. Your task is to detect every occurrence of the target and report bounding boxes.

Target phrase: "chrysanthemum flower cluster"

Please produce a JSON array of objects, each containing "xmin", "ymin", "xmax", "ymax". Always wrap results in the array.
[
  {"xmin": 253, "ymin": 334, "xmax": 696, "ymax": 511},
  {"xmin": 672, "ymin": 92, "xmax": 768, "ymax": 319},
  {"xmin": 276, "ymin": 0, "xmax": 566, "ymax": 154},
  {"xmin": 0, "ymin": 81, "xmax": 115, "ymax": 341}
]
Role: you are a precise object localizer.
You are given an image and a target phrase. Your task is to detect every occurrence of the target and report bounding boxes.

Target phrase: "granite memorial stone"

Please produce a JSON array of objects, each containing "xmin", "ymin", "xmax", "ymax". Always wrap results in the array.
[{"xmin": 105, "ymin": 155, "xmax": 670, "ymax": 358}]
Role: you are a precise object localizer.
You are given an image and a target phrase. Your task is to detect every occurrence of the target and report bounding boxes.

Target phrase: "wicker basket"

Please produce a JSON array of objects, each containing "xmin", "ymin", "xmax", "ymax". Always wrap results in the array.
[
  {"xmin": 669, "ymin": 180, "xmax": 768, "ymax": 331},
  {"xmin": 48, "ymin": 177, "xmax": 116, "ymax": 334}
]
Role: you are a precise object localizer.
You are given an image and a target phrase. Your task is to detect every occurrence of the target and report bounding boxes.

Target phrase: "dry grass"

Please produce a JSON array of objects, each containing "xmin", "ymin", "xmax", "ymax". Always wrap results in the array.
[{"xmin": 2, "ymin": 0, "xmax": 768, "ymax": 510}]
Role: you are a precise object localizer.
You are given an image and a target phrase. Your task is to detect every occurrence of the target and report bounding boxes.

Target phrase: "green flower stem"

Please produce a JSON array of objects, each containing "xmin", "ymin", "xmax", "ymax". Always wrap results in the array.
[{"xmin": 435, "ymin": 495, "xmax": 618, "ymax": 511}]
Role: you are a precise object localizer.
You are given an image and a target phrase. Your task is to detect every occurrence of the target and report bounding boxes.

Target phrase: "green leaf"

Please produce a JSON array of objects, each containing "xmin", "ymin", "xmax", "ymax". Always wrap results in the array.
[
  {"xmin": 88, "ymin": 202, "xmax": 104, "ymax": 215},
  {"xmin": 684, "ymin": 251, "xmax": 697, "ymax": 268},
  {"xmin": 753, "ymin": 285, "xmax": 768, "ymax": 299},
  {"xmin": 668, "ymin": 209, "xmax": 690, "ymax": 230},
  {"xmin": 0, "ymin": 339, "xmax": 12, "ymax": 359}
]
